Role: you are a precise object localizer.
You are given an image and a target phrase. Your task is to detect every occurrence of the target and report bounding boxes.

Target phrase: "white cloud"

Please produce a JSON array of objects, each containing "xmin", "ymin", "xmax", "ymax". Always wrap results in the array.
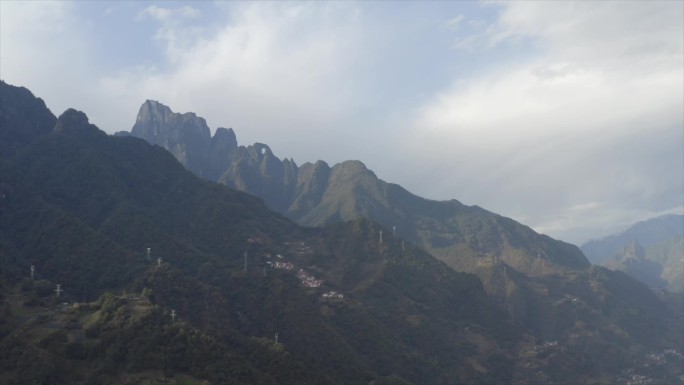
[
  {"xmin": 402, "ymin": 1, "xmax": 683, "ymax": 243},
  {"xmin": 0, "ymin": 1, "xmax": 93, "ymax": 114},
  {"xmin": 444, "ymin": 15, "xmax": 464, "ymax": 31},
  {"xmin": 1, "ymin": 1, "xmax": 681, "ymax": 244},
  {"xmin": 100, "ymin": 2, "xmax": 373, "ymax": 152},
  {"xmin": 137, "ymin": 5, "xmax": 200, "ymax": 22},
  {"xmin": 534, "ymin": 204, "xmax": 684, "ymax": 244},
  {"xmin": 418, "ymin": 2, "xmax": 683, "ymax": 139},
  {"xmin": 135, "ymin": 5, "xmax": 204, "ymax": 64}
]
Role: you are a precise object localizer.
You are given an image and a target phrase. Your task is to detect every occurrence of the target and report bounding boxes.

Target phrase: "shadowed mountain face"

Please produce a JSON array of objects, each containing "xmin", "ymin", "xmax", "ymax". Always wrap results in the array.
[{"xmin": 131, "ymin": 100, "xmax": 215, "ymax": 178}]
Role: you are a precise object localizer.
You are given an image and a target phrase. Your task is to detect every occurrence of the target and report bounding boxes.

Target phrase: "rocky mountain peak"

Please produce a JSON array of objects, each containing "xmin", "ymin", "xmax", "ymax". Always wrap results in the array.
[
  {"xmin": 132, "ymin": 100, "xmax": 210, "ymax": 144},
  {"xmin": 330, "ymin": 160, "xmax": 376, "ymax": 181},
  {"xmin": 338, "ymin": 160, "xmax": 367, "ymax": 171},
  {"xmin": 53, "ymin": 108, "xmax": 100, "ymax": 135},
  {"xmin": 212, "ymin": 127, "xmax": 238, "ymax": 151},
  {"xmin": 298, "ymin": 159, "xmax": 328, "ymax": 175},
  {"xmin": 248, "ymin": 143, "xmax": 274, "ymax": 159},
  {"xmin": 136, "ymin": 99, "xmax": 172, "ymax": 123},
  {"xmin": 131, "ymin": 100, "xmax": 211, "ymax": 176}
]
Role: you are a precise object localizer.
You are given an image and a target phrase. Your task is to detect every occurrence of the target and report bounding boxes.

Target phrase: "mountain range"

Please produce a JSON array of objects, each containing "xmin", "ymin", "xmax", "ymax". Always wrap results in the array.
[
  {"xmin": 127, "ymin": 101, "xmax": 593, "ymax": 302},
  {"xmin": 2, "ymin": 81, "xmax": 521, "ymax": 384},
  {"xmin": 125, "ymin": 97, "xmax": 683, "ymax": 379},
  {"xmin": 1, "ymin": 80, "xmax": 683, "ymax": 384},
  {"xmin": 127, "ymin": 101, "xmax": 620, "ymax": 325}
]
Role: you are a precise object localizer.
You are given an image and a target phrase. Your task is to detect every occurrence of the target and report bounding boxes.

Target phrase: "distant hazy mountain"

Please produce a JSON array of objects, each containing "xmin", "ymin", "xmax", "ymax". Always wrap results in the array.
[
  {"xmin": 130, "ymin": 100, "xmax": 241, "ymax": 181},
  {"xmin": 582, "ymin": 214, "xmax": 683, "ymax": 264},
  {"xmin": 581, "ymin": 214, "xmax": 684, "ymax": 292},
  {"xmin": 604, "ymin": 239, "xmax": 667, "ymax": 288},
  {"xmin": 646, "ymin": 235, "xmax": 684, "ymax": 292}
]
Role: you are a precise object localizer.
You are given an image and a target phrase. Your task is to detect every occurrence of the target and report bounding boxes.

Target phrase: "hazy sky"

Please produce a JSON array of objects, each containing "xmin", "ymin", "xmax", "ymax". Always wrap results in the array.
[{"xmin": 1, "ymin": 1, "xmax": 682, "ymax": 244}]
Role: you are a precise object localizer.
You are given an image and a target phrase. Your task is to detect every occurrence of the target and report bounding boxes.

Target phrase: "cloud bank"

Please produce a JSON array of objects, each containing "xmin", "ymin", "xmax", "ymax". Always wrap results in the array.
[{"xmin": 403, "ymin": 1, "xmax": 683, "ymax": 242}]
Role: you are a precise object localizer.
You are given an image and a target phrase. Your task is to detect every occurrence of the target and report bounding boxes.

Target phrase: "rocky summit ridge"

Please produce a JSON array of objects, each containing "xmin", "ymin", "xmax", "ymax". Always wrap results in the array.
[
  {"xmin": 131, "ymin": 100, "xmax": 244, "ymax": 180},
  {"xmin": 129, "ymin": 100, "xmax": 590, "ymax": 278}
]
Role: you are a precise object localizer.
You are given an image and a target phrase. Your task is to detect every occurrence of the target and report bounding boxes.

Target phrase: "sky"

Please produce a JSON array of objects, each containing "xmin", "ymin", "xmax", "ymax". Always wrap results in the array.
[{"xmin": 1, "ymin": 1, "xmax": 682, "ymax": 245}]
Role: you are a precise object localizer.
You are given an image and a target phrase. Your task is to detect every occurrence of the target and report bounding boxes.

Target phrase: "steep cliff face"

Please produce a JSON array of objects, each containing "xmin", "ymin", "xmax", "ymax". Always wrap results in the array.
[
  {"xmin": 288, "ymin": 160, "xmax": 332, "ymax": 219},
  {"xmin": 131, "ymin": 101, "xmax": 300, "ymax": 211},
  {"xmin": 131, "ymin": 100, "xmax": 212, "ymax": 177},
  {"xmin": 205, "ymin": 127, "xmax": 238, "ymax": 180},
  {"xmin": 218, "ymin": 143, "xmax": 298, "ymax": 213}
]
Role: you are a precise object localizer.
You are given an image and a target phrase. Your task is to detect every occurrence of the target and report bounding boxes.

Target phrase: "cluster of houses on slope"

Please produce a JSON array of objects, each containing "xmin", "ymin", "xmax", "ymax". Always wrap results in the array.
[
  {"xmin": 321, "ymin": 291, "xmax": 344, "ymax": 299},
  {"xmin": 296, "ymin": 269, "xmax": 323, "ymax": 288},
  {"xmin": 268, "ymin": 260, "xmax": 295, "ymax": 270},
  {"xmin": 264, "ymin": 248, "xmax": 342, "ymax": 297}
]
